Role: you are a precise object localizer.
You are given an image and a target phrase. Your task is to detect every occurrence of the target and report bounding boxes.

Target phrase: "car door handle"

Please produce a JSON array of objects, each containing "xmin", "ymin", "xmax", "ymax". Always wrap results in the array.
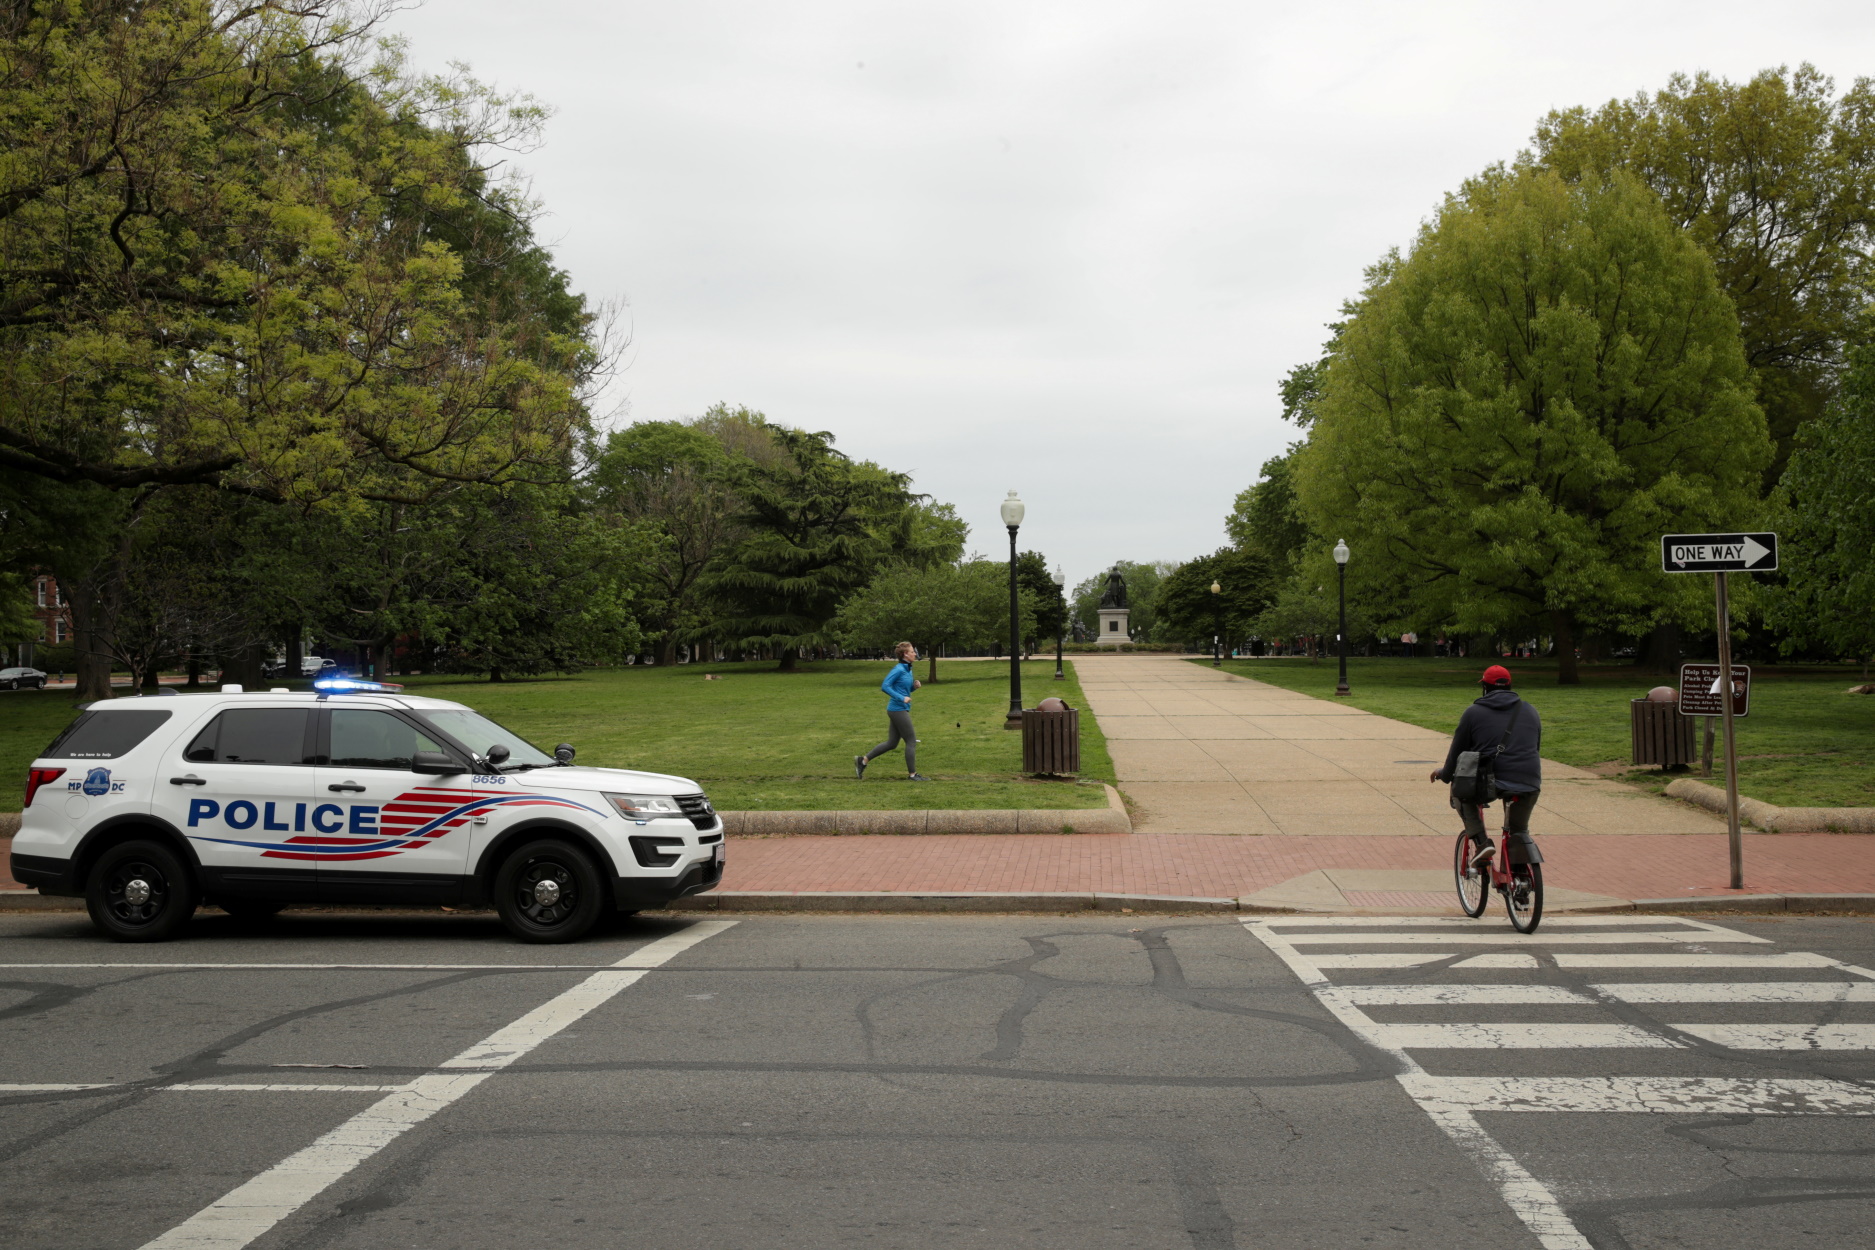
[
  {"xmin": 327, "ymin": 782, "xmax": 366, "ymax": 793},
  {"xmin": 169, "ymin": 775, "xmax": 208, "ymax": 786}
]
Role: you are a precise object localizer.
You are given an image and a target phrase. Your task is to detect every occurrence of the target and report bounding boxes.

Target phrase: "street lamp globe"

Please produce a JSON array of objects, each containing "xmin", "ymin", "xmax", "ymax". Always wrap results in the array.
[
  {"xmin": 1210, "ymin": 580, "xmax": 1221, "ymax": 595},
  {"xmin": 1333, "ymin": 539, "xmax": 1350, "ymax": 565},
  {"xmin": 1000, "ymin": 490, "xmax": 1025, "ymax": 529}
]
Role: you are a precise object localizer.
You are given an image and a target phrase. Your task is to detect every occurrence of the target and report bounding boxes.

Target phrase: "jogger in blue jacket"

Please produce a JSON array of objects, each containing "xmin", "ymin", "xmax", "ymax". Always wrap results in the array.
[{"xmin": 856, "ymin": 642, "xmax": 927, "ymax": 780}]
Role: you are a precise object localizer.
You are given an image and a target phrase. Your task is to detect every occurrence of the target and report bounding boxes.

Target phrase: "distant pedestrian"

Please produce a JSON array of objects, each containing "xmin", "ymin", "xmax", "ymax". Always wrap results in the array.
[{"xmin": 855, "ymin": 641, "xmax": 927, "ymax": 781}]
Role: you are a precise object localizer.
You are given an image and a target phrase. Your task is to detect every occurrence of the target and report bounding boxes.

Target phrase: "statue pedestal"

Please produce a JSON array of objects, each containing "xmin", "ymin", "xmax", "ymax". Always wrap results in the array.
[{"xmin": 1096, "ymin": 608, "xmax": 1131, "ymax": 647}]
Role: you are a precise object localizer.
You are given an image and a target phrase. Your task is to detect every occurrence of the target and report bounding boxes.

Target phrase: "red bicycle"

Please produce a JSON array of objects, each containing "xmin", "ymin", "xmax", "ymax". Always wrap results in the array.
[{"xmin": 1453, "ymin": 818, "xmax": 1543, "ymax": 933}]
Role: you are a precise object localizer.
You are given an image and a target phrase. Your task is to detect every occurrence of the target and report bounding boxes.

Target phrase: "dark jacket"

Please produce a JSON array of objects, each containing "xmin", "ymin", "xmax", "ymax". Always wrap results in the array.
[{"xmin": 1437, "ymin": 689, "xmax": 1542, "ymax": 794}]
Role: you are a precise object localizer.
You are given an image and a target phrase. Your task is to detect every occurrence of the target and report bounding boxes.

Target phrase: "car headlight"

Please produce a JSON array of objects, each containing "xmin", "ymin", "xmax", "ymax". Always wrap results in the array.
[{"xmin": 605, "ymin": 793, "xmax": 685, "ymax": 820}]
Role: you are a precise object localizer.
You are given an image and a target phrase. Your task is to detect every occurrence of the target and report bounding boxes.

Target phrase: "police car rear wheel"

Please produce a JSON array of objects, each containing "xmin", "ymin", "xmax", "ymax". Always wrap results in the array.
[
  {"xmin": 495, "ymin": 839, "xmax": 603, "ymax": 944},
  {"xmin": 86, "ymin": 840, "xmax": 197, "ymax": 942}
]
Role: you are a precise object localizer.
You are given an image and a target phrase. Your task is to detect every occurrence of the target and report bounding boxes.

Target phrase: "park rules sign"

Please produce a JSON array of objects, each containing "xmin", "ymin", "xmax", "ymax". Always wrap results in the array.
[{"xmin": 1660, "ymin": 532, "xmax": 1778, "ymax": 572}]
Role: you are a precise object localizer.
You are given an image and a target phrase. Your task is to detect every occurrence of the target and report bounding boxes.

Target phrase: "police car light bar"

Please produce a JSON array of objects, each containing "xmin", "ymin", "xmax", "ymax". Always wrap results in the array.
[{"xmin": 312, "ymin": 676, "xmax": 405, "ymax": 696}]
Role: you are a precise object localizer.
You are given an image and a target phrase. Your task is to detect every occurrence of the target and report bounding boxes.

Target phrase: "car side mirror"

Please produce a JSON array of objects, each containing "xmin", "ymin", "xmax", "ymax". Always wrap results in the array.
[
  {"xmin": 485, "ymin": 744, "xmax": 510, "ymax": 767},
  {"xmin": 411, "ymin": 751, "xmax": 465, "ymax": 775},
  {"xmin": 554, "ymin": 743, "xmax": 576, "ymax": 764}
]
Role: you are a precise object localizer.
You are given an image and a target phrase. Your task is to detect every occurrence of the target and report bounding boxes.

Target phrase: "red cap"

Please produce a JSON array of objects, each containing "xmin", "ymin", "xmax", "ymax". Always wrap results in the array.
[{"xmin": 1481, "ymin": 665, "xmax": 1512, "ymax": 688}]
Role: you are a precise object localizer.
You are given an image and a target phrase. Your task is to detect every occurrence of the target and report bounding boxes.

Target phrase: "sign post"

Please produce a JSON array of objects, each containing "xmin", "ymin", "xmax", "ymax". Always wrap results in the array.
[{"xmin": 1660, "ymin": 532, "xmax": 1777, "ymax": 889}]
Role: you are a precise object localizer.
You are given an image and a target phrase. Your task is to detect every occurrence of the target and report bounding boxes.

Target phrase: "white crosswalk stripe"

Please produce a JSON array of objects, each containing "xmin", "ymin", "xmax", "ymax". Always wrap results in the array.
[{"xmin": 1244, "ymin": 914, "xmax": 1875, "ymax": 1250}]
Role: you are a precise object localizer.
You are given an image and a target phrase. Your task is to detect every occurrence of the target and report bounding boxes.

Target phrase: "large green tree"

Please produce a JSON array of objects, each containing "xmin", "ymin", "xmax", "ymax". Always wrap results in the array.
[
  {"xmin": 1528, "ymin": 65, "xmax": 1875, "ymax": 479},
  {"xmin": 1763, "ymin": 345, "xmax": 1875, "ymax": 673},
  {"xmin": 700, "ymin": 427, "xmax": 921, "ymax": 670},
  {"xmin": 1296, "ymin": 169, "xmax": 1771, "ymax": 683},
  {"xmin": 1155, "ymin": 547, "xmax": 1281, "ymax": 646},
  {"xmin": 832, "ymin": 559, "xmax": 1023, "ymax": 683},
  {"xmin": 589, "ymin": 412, "xmax": 749, "ymax": 664},
  {"xmin": 0, "ymin": 0, "xmax": 600, "ymax": 505}
]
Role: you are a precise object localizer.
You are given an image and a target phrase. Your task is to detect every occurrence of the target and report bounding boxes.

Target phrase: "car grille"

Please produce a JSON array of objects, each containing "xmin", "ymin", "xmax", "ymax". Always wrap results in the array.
[{"xmin": 676, "ymin": 793, "xmax": 716, "ymax": 830}]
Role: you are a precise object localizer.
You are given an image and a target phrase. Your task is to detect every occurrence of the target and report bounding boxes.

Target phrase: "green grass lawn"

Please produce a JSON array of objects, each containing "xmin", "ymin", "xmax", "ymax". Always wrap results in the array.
[
  {"xmin": 0, "ymin": 659, "xmax": 1115, "ymax": 812},
  {"xmin": 1206, "ymin": 656, "xmax": 1875, "ymax": 809}
]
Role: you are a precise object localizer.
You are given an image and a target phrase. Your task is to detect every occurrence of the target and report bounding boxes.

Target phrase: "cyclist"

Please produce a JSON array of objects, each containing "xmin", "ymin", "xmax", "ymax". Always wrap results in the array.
[{"xmin": 1430, "ymin": 664, "xmax": 1544, "ymax": 872}]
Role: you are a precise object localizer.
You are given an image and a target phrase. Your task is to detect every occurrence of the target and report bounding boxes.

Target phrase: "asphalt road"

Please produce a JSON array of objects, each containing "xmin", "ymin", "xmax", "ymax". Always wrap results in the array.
[{"xmin": 2, "ymin": 909, "xmax": 1873, "ymax": 1249}]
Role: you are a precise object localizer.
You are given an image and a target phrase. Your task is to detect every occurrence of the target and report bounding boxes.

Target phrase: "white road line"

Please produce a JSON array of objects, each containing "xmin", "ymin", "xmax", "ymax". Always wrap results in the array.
[
  {"xmin": 1361, "ymin": 1022, "xmax": 1679, "ymax": 1049},
  {"xmin": 137, "ymin": 920, "xmax": 735, "ymax": 1250},
  {"xmin": 165, "ymin": 1085, "xmax": 410, "ymax": 1093},
  {"xmin": 1284, "ymin": 931, "xmax": 1770, "ymax": 946},
  {"xmin": 1309, "ymin": 954, "xmax": 1452, "ymax": 969},
  {"xmin": 1598, "ymin": 982, "xmax": 1875, "ymax": 1004},
  {"xmin": 1340, "ymin": 985, "xmax": 1589, "ymax": 1005},
  {"xmin": 1453, "ymin": 954, "xmax": 1540, "ymax": 968},
  {"xmin": 0, "ymin": 963, "xmax": 663, "ymax": 971},
  {"xmin": 1674, "ymin": 1023, "xmax": 1875, "ymax": 1050},
  {"xmin": 1243, "ymin": 919, "xmax": 1591, "ymax": 1250},
  {"xmin": 1261, "ymin": 916, "xmax": 1709, "ymax": 928},
  {"xmin": 1400, "ymin": 1075, "xmax": 1875, "ymax": 1116},
  {"xmin": 1555, "ymin": 953, "xmax": 1838, "ymax": 968}
]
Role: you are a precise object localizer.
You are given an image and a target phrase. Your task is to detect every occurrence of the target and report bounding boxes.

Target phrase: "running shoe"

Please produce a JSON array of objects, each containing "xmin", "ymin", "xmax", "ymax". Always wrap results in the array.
[
  {"xmin": 854, "ymin": 754, "xmax": 868, "ymax": 779},
  {"xmin": 907, "ymin": 773, "xmax": 930, "ymax": 781}
]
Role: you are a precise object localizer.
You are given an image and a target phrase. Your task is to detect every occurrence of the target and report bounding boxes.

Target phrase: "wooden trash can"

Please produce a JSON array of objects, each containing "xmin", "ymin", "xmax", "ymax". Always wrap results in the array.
[
  {"xmin": 1630, "ymin": 697, "xmax": 1696, "ymax": 768},
  {"xmin": 1021, "ymin": 706, "xmax": 1080, "ymax": 775}
]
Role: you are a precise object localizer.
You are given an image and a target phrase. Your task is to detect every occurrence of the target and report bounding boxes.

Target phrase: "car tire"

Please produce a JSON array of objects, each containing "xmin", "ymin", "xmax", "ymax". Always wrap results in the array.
[
  {"xmin": 494, "ymin": 839, "xmax": 605, "ymax": 944},
  {"xmin": 86, "ymin": 840, "xmax": 198, "ymax": 942}
]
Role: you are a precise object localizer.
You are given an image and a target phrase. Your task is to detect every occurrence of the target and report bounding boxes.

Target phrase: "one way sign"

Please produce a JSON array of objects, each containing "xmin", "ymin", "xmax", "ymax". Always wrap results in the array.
[{"xmin": 1660, "ymin": 532, "xmax": 1779, "ymax": 573}]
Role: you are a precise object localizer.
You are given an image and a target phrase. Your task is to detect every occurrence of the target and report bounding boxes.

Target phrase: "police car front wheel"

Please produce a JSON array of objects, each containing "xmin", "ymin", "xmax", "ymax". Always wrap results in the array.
[
  {"xmin": 86, "ymin": 840, "xmax": 198, "ymax": 942},
  {"xmin": 494, "ymin": 839, "xmax": 605, "ymax": 944}
]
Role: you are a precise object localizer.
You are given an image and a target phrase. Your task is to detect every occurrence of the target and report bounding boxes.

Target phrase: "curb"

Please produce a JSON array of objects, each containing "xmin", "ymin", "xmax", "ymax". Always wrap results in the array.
[
  {"xmin": 1572, "ymin": 893, "xmax": 1875, "ymax": 915},
  {"xmin": 0, "ymin": 893, "xmax": 82, "ymax": 910},
  {"xmin": 673, "ymin": 891, "xmax": 1264, "ymax": 914},
  {"xmin": 1664, "ymin": 779, "xmax": 1875, "ymax": 834},
  {"xmin": 721, "ymin": 785, "xmax": 1132, "ymax": 836}
]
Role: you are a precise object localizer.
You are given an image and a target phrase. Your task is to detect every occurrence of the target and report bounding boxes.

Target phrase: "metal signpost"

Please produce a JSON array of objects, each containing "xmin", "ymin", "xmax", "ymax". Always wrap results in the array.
[{"xmin": 1660, "ymin": 532, "xmax": 1778, "ymax": 889}]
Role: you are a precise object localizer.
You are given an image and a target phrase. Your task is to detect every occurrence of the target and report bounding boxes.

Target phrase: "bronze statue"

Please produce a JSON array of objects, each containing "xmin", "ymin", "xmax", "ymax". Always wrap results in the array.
[{"xmin": 1098, "ymin": 565, "xmax": 1128, "ymax": 609}]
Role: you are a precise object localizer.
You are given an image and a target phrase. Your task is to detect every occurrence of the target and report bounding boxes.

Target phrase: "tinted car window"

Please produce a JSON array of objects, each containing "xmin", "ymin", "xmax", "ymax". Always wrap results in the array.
[
  {"xmin": 329, "ymin": 710, "xmax": 448, "ymax": 770},
  {"xmin": 42, "ymin": 710, "xmax": 174, "ymax": 760},
  {"xmin": 183, "ymin": 709, "xmax": 313, "ymax": 765}
]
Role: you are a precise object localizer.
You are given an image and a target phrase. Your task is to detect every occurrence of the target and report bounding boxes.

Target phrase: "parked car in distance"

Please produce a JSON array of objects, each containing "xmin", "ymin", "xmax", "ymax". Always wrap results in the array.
[
  {"xmin": 260, "ymin": 656, "xmax": 338, "ymax": 679},
  {"xmin": 1, "ymin": 665, "xmax": 47, "ymax": 690}
]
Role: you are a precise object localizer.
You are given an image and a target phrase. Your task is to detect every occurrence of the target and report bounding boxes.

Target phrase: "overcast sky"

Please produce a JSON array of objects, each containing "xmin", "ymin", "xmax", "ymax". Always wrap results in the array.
[{"xmin": 385, "ymin": 0, "xmax": 1872, "ymax": 590}]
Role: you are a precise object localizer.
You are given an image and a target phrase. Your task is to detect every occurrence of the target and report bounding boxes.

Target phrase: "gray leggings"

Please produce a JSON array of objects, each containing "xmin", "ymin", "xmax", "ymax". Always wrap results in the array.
[
  {"xmin": 866, "ymin": 710, "xmax": 916, "ymax": 773},
  {"xmin": 1457, "ymin": 789, "xmax": 1543, "ymax": 864}
]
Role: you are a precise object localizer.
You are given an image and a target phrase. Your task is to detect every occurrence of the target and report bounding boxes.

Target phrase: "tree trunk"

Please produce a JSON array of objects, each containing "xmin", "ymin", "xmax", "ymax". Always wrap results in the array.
[
  {"xmin": 489, "ymin": 667, "xmax": 505, "ymax": 682},
  {"xmin": 927, "ymin": 652, "xmax": 938, "ymax": 684},
  {"xmin": 1551, "ymin": 609, "xmax": 1580, "ymax": 685},
  {"xmin": 1644, "ymin": 622, "xmax": 1681, "ymax": 673},
  {"xmin": 65, "ymin": 575, "xmax": 114, "ymax": 703},
  {"xmin": 777, "ymin": 649, "xmax": 797, "ymax": 672},
  {"xmin": 141, "ymin": 661, "xmax": 160, "ymax": 691},
  {"xmin": 221, "ymin": 643, "xmax": 268, "ymax": 690}
]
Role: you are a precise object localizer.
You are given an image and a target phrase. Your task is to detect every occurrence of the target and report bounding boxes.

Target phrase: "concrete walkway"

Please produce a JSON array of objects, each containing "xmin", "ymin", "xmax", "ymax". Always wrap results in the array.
[{"xmin": 1078, "ymin": 654, "xmax": 1726, "ymax": 838}]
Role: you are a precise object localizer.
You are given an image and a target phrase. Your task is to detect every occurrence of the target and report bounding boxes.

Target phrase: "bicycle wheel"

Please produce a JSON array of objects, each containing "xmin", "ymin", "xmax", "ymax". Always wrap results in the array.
[
  {"xmin": 1505, "ymin": 862, "xmax": 1543, "ymax": 933},
  {"xmin": 1452, "ymin": 831, "xmax": 1488, "ymax": 918}
]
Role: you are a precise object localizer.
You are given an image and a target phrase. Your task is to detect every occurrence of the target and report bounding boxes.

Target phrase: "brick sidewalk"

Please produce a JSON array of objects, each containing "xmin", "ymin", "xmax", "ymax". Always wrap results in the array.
[{"xmin": 716, "ymin": 831, "xmax": 1875, "ymax": 902}]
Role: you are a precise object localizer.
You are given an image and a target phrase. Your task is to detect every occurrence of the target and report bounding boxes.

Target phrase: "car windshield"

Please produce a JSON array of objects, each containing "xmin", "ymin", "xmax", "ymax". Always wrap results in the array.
[{"xmin": 418, "ymin": 709, "xmax": 557, "ymax": 769}]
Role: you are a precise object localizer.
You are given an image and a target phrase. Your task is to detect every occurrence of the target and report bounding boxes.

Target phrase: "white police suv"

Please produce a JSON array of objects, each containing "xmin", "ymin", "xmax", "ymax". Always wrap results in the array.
[{"xmin": 9, "ymin": 679, "xmax": 724, "ymax": 943}]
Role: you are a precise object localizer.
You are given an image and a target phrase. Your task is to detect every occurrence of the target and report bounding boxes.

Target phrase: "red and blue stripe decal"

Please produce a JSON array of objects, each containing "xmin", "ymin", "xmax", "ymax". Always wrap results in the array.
[{"xmin": 187, "ymin": 787, "xmax": 608, "ymax": 861}]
